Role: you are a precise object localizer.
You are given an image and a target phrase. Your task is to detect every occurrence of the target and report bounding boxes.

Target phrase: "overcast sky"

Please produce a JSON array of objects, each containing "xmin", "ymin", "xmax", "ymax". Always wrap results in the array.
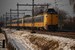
[{"xmin": 0, "ymin": 0, "xmax": 74, "ymax": 17}]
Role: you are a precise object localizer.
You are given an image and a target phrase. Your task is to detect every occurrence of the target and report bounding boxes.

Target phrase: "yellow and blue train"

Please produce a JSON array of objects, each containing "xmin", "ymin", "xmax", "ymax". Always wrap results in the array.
[{"xmin": 6, "ymin": 8, "xmax": 58, "ymax": 30}]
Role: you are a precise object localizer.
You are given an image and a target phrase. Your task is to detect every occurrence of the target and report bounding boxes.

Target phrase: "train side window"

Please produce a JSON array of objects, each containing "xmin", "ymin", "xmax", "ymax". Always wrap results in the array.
[
  {"xmin": 34, "ymin": 16, "xmax": 43, "ymax": 22},
  {"xmin": 25, "ymin": 19, "xmax": 27, "ymax": 23},
  {"xmin": 24, "ymin": 20, "xmax": 25, "ymax": 23}
]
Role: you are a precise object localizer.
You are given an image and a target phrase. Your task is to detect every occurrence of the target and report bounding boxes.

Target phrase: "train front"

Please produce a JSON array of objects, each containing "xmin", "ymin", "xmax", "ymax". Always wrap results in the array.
[{"xmin": 44, "ymin": 8, "xmax": 58, "ymax": 31}]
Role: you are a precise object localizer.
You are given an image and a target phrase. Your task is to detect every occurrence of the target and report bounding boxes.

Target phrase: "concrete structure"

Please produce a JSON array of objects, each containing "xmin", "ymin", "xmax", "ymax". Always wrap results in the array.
[
  {"xmin": 3, "ymin": 29, "xmax": 75, "ymax": 50},
  {"xmin": 0, "ymin": 33, "xmax": 7, "ymax": 50}
]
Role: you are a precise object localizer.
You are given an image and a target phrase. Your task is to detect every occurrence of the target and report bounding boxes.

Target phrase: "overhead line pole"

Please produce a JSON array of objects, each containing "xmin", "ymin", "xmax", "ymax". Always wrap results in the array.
[
  {"xmin": 31, "ymin": 0, "xmax": 35, "ymax": 33},
  {"xmin": 10, "ymin": 9, "xmax": 12, "ymax": 28},
  {"xmin": 0, "ymin": 16, "xmax": 2, "ymax": 22},
  {"xmin": 17, "ymin": 3, "xmax": 19, "ymax": 29},
  {"xmin": 6, "ymin": 12, "xmax": 7, "ymax": 27},
  {"xmin": 3, "ymin": 14, "xmax": 6, "ymax": 27},
  {"xmin": 2, "ymin": 15, "xmax": 4, "ymax": 25}
]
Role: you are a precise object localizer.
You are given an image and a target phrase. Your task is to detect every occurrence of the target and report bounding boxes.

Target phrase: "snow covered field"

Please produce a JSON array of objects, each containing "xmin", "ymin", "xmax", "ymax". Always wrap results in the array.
[{"xmin": 3, "ymin": 29, "xmax": 75, "ymax": 50}]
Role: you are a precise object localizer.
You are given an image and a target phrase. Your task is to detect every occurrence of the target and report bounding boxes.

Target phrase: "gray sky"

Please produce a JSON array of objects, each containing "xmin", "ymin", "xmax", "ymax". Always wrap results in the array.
[{"xmin": 0, "ymin": 0, "xmax": 74, "ymax": 17}]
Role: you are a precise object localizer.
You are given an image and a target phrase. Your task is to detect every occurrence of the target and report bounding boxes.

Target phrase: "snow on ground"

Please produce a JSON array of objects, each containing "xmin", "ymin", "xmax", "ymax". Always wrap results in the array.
[{"xmin": 3, "ymin": 29, "xmax": 75, "ymax": 50}]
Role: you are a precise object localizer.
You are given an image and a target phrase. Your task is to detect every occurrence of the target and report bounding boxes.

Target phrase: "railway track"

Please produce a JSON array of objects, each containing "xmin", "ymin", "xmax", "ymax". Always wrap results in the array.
[
  {"xmin": 4, "ymin": 28, "xmax": 75, "ymax": 39},
  {"xmin": 37, "ymin": 31, "xmax": 75, "ymax": 39},
  {"xmin": 26, "ymin": 29, "xmax": 75, "ymax": 39}
]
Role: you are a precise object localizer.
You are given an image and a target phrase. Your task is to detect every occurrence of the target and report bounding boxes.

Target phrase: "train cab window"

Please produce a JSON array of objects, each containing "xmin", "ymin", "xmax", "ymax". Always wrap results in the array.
[
  {"xmin": 19, "ymin": 20, "xmax": 22, "ymax": 23},
  {"xmin": 47, "ymin": 9, "xmax": 57, "ymax": 14}
]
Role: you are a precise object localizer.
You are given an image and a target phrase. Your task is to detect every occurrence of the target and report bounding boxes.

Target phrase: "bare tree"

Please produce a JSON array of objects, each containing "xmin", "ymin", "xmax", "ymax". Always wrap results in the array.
[{"xmin": 55, "ymin": 8, "xmax": 68, "ymax": 30}]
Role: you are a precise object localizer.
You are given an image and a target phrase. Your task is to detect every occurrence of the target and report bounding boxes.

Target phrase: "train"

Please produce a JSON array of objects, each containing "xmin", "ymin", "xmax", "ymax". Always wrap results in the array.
[{"xmin": 6, "ymin": 8, "xmax": 58, "ymax": 31}]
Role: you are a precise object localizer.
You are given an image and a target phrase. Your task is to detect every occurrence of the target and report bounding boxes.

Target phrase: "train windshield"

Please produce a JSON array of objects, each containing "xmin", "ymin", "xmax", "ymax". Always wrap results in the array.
[{"xmin": 47, "ymin": 9, "xmax": 57, "ymax": 14}]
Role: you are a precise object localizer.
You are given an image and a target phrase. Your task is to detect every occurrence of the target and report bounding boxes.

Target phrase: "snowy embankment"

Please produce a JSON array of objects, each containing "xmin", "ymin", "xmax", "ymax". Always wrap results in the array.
[{"xmin": 4, "ymin": 29, "xmax": 75, "ymax": 50}]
